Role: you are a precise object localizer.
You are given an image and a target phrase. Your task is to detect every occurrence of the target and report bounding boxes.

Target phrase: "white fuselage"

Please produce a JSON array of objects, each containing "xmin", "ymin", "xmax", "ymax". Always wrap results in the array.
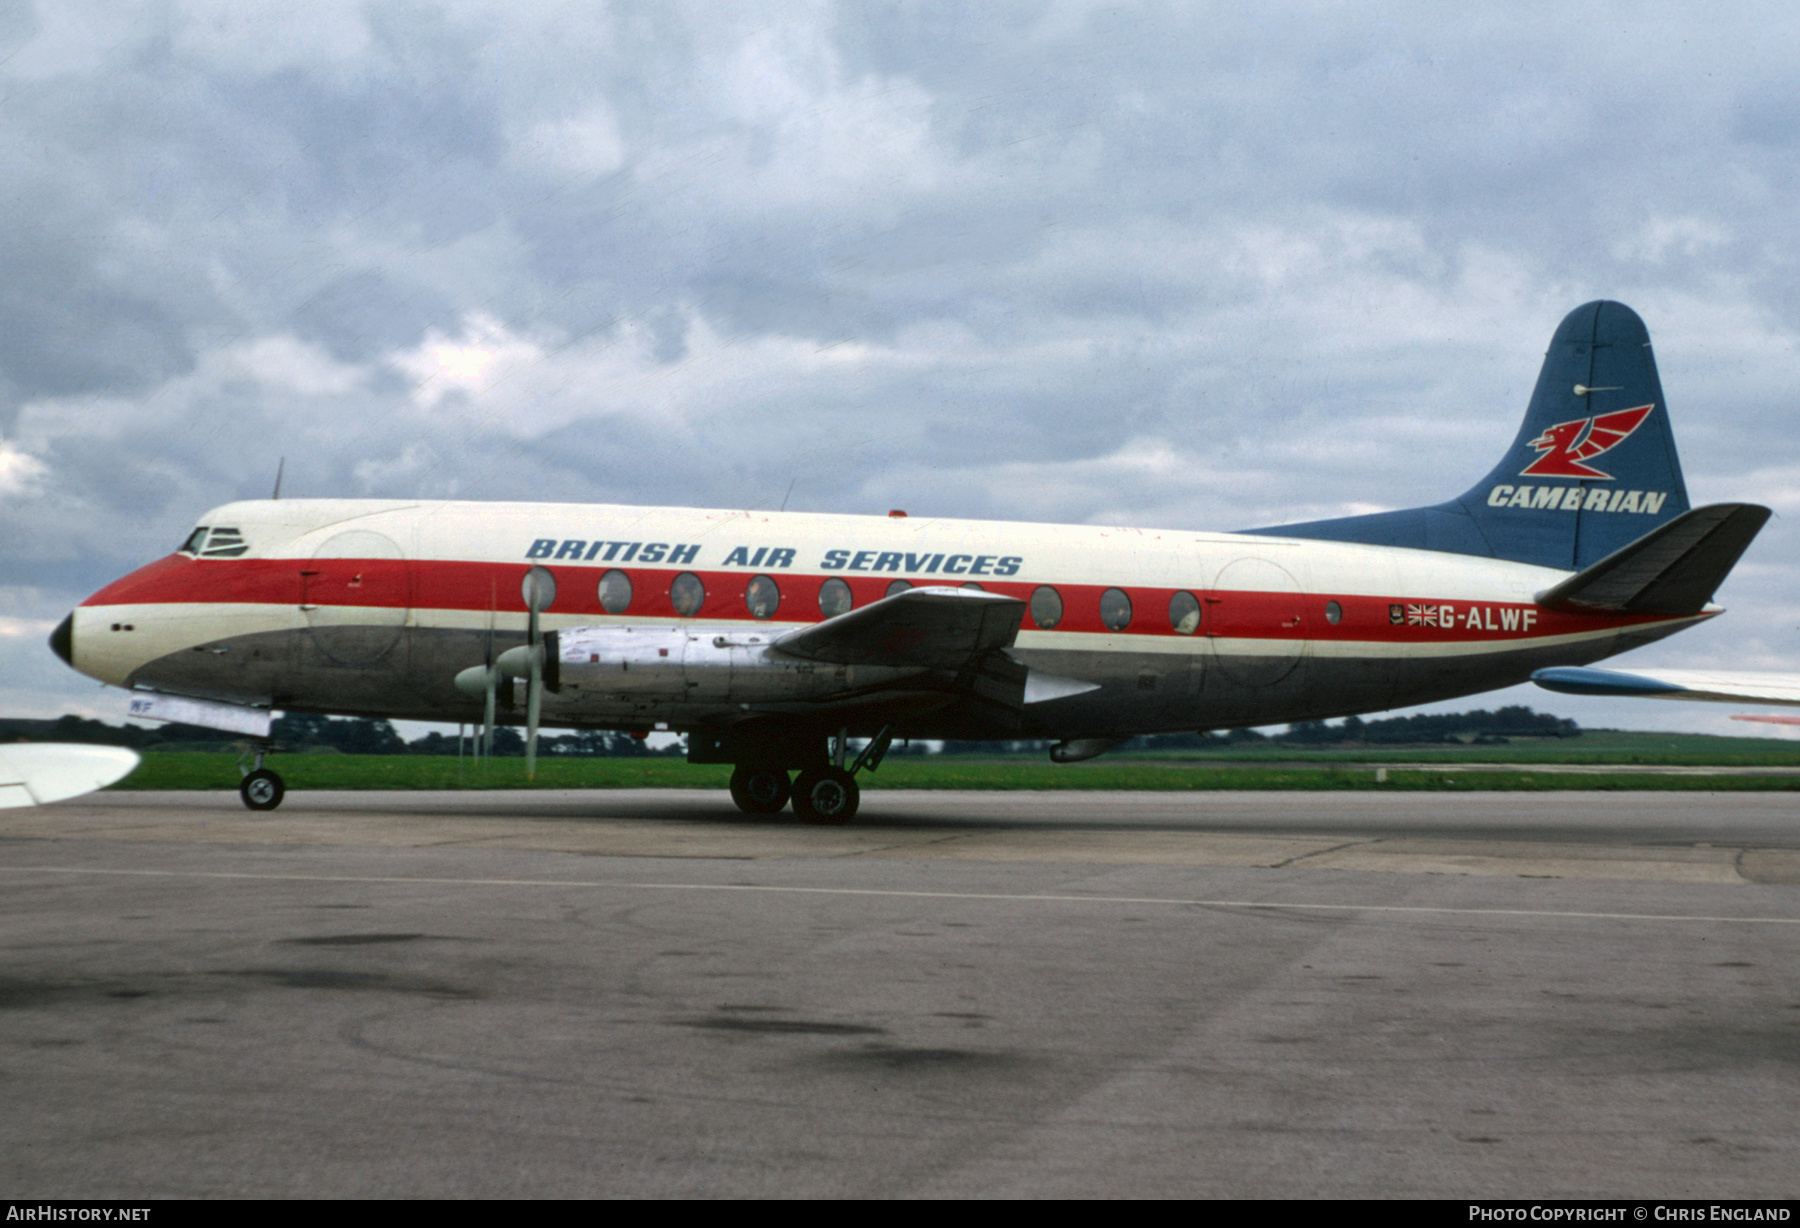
[{"xmin": 68, "ymin": 498, "xmax": 1706, "ymax": 739}]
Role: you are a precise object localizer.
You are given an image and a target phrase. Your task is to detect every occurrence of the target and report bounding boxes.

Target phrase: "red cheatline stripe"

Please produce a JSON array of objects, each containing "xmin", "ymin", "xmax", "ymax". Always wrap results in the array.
[{"xmin": 82, "ymin": 554, "xmax": 1682, "ymax": 642}]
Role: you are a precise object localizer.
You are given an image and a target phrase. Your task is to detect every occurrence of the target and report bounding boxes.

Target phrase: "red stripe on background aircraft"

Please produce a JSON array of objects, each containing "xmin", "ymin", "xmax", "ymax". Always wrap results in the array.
[{"xmin": 50, "ymin": 302, "xmax": 1769, "ymax": 822}]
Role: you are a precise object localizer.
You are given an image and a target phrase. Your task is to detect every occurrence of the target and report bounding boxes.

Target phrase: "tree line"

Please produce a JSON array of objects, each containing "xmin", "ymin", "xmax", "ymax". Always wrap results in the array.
[
  {"xmin": 0, "ymin": 713, "xmax": 680, "ymax": 757},
  {"xmin": 930, "ymin": 705, "xmax": 1579, "ymax": 755},
  {"xmin": 3, "ymin": 703, "xmax": 1577, "ymax": 756}
]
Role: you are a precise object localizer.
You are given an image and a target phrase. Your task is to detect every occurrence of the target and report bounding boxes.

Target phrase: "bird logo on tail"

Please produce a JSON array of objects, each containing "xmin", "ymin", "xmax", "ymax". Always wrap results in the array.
[{"xmin": 1521, "ymin": 404, "xmax": 1655, "ymax": 479}]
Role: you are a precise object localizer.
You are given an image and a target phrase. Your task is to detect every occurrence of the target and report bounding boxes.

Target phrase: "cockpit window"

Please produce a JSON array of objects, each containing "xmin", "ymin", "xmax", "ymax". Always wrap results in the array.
[
  {"xmin": 199, "ymin": 527, "xmax": 249, "ymax": 558},
  {"xmin": 179, "ymin": 527, "xmax": 209, "ymax": 555}
]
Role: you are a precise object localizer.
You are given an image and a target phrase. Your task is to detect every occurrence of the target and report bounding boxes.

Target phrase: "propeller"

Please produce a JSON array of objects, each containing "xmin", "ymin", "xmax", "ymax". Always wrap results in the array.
[
  {"xmin": 499, "ymin": 566, "xmax": 555, "ymax": 781},
  {"xmin": 482, "ymin": 583, "xmax": 498, "ymax": 761},
  {"xmin": 452, "ymin": 580, "xmax": 503, "ymax": 762},
  {"xmin": 466, "ymin": 568, "xmax": 556, "ymax": 777},
  {"xmin": 525, "ymin": 590, "xmax": 542, "ymax": 780}
]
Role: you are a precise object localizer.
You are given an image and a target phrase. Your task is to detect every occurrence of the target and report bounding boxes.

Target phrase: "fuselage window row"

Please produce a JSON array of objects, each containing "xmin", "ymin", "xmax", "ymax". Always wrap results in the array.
[{"xmin": 438, "ymin": 562, "xmax": 1324, "ymax": 633}]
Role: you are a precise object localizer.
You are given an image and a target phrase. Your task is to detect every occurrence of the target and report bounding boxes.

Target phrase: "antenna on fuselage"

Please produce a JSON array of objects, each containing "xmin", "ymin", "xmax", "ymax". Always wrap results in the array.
[
  {"xmin": 271, "ymin": 457, "xmax": 285, "ymax": 500},
  {"xmin": 779, "ymin": 479, "xmax": 796, "ymax": 512}
]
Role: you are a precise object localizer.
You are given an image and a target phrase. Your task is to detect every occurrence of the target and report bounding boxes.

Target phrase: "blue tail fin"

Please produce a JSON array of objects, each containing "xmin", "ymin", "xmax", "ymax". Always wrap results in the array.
[{"xmin": 1256, "ymin": 301, "xmax": 1691, "ymax": 571}]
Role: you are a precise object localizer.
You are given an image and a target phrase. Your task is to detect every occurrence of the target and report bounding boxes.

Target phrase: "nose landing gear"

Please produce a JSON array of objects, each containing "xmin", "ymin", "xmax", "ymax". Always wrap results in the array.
[{"xmin": 237, "ymin": 744, "xmax": 286, "ymax": 811}]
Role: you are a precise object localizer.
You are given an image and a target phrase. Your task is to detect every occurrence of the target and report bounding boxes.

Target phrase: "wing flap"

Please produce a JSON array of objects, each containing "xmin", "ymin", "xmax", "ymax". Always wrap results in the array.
[{"xmin": 1534, "ymin": 502, "xmax": 1771, "ymax": 614}]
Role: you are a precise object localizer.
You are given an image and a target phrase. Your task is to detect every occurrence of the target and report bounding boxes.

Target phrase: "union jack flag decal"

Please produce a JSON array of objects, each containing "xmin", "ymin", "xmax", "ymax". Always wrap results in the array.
[{"xmin": 1407, "ymin": 604, "xmax": 1439, "ymax": 627}]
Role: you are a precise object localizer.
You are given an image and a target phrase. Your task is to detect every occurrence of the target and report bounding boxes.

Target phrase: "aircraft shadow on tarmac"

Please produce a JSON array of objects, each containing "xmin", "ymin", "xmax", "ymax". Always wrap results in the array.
[{"xmin": 172, "ymin": 787, "xmax": 1800, "ymax": 850}]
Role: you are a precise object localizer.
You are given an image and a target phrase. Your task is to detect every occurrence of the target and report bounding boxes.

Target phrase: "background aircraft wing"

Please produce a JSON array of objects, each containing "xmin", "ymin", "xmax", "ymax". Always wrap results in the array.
[
  {"xmin": 1533, "ymin": 666, "xmax": 1800, "ymax": 707},
  {"xmin": 774, "ymin": 585, "xmax": 1026, "ymax": 668},
  {"xmin": 0, "ymin": 743, "xmax": 141, "ymax": 808}
]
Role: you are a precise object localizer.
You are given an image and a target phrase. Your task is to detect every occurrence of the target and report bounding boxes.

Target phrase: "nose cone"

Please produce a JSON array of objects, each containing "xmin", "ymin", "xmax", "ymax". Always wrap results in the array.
[{"xmin": 49, "ymin": 613, "xmax": 74, "ymax": 667}]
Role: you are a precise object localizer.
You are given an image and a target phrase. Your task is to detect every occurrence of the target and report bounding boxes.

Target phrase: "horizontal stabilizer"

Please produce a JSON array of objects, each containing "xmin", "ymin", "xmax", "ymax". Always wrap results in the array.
[
  {"xmin": 1534, "ymin": 503, "xmax": 1770, "ymax": 615},
  {"xmin": 1533, "ymin": 666, "xmax": 1800, "ymax": 707},
  {"xmin": 775, "ymin": 586, "xmax": 1026, "ymax": 669}
]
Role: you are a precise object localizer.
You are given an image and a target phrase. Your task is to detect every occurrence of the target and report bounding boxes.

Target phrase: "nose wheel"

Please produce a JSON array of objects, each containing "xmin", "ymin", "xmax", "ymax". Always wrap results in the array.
[
  {"xmin": 239, "ymin": 768, "xmax": 286, "ymax": 811},
  {"xmin": 237, "ymin": 744, "xmax": 286, "ymax": 811}
]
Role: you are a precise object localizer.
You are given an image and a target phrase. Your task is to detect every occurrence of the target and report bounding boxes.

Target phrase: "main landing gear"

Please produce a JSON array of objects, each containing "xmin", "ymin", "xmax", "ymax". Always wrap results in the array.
[
  {"xmin": 729, "ymin": 766, "xmax": 792, "ymax": 815},
  {"xmin": 726, "ymin": 727, "xmax": 893, "ymax": 825},
  {"xmin": 792, "ymin": 766, "xmax": 859, "ymax": 824},
  {"xmin": 729, "ymin": 765, "xmax": 858, "ymax": 824},
  {"xmin": 237, "ymin": 744, "xmax": 286, "ymax": 811}
]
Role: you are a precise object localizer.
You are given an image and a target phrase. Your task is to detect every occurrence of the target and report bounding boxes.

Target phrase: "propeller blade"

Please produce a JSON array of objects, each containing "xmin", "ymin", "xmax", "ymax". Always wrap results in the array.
[
  {"xmin": 487, "ymin": 578, "xmax": 503, "ymax": 760},
  {"xmin": 518, "ymin": 565, "xmax": 555, "ymax": 782},
  {"xmin": 482, "ymin": 663, "xmax": 498, "ymax": 762},
  {"xmin": 525, "ymin": 605, "xmax": 541, "ymax": 780}
]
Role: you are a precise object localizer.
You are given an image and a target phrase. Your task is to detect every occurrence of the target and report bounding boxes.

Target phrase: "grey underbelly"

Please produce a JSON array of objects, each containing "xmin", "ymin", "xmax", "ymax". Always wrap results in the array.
[{"xmin": 126, "ymin": 620, "xmax": 1690, "ymax": 738}]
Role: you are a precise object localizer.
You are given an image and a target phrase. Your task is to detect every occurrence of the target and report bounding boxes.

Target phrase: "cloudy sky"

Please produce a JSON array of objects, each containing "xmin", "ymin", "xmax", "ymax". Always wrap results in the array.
[{"xmin": 5, "ymin": 0, "xmax": 1800, "ymax": 736}]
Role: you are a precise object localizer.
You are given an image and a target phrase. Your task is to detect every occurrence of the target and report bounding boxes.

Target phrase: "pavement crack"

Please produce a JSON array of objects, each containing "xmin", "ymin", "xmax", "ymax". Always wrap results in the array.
[
  {"xmin": 838, "ymin": 832, "xmax": 974, "ymax": 858},
  {"xmin": 1270, "ymin": 838, "xmax": 1375, "ymax": 869}
]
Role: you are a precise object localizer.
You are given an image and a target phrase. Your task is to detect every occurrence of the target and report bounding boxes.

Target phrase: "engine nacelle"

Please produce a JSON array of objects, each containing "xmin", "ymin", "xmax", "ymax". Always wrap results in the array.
[{"xmin": 551, "ymin": 626, "xmax": 925, "ymax": 705}]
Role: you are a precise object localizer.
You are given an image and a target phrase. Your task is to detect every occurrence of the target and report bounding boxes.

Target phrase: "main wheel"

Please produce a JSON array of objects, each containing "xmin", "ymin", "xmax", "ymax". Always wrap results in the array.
[
  {"xmin": 729, "ymin": 766, "xmax": 791, "ymax": 815},
  {"xmin": 240, "ymin": 768, "xmax": 286, "ymax": 812},
  {"xmin": 792, "ymin": 766, "xmax": 859, "ymax": 825}
]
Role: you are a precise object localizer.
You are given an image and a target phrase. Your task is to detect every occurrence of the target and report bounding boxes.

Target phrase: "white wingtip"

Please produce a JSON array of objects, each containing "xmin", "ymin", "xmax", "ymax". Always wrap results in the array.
[{"xmin": 0, "ymin": 743, "xmax": 141, "ymax": 808}]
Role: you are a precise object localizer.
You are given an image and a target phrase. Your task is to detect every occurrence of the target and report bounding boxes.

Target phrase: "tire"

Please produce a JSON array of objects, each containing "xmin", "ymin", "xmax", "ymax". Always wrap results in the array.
[
  {"xmin": 729, "ymin": 766, "xmax": 791, "ymax": 815},
  {"xmin": 240, "ymin": 768, "xmax": 285, "ymax": 811},
  {"xmin": 792, "ymin": 766, "xmax": 859, "ymax": 825}
]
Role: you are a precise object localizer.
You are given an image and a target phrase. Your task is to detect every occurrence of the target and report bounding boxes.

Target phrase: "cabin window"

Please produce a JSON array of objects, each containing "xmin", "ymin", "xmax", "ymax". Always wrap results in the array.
[
  {"xmin": 598, "ymin": 570, "xmax": 632, "ymax": 614},
  {"xmin": 746, "ymin": 575, "xmax": 781, "ymax": 620},
  {"xmin": 819, "ymin": 577, "xmax": 853, "ymax": 618},
  {"xmin": 1100, "ymin": 587, "xmax": 1132, "ymax": 632},
  {"xmin": 1169, "ymin": 591, "xmax": 1201, "ymax": 635},
  {"xmin": 670, "ymin": 572, "xmax": 706, "ymax": 617},
  {"xmin": 885, "ymin": 580, "xmax": 911, "ymax": 599},
  {"xmin": 180, "ymin": 527, "xmax": 209, "ymax": 555},
  {"xmin": 1325, "ymin": 600, "xmax": 1343, "ymax": 625},
  {"xmin": 1030, "ymin": 586, "xmax": 1063, "ymax": 630},
  {"xmin": 521, "ymin": 565, "xmax": 556, "ymax": 612}
]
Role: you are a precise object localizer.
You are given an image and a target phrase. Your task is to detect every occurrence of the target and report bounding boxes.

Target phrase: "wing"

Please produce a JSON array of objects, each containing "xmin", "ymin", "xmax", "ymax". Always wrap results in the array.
[
  {"xmin": 774, "ymin": 585, "xmax": 1025, "ymax": 668},
  {"xmin": 773, "ymin": 585, "xmax": 1097, "ymax": 719},
  {"xmin": 0, "ymin": 743, "xmax": 140, "ymax": 808},
  {"xmin": 1533, "ymin": 666, "xmax": 1800, "ymax": 707}
]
